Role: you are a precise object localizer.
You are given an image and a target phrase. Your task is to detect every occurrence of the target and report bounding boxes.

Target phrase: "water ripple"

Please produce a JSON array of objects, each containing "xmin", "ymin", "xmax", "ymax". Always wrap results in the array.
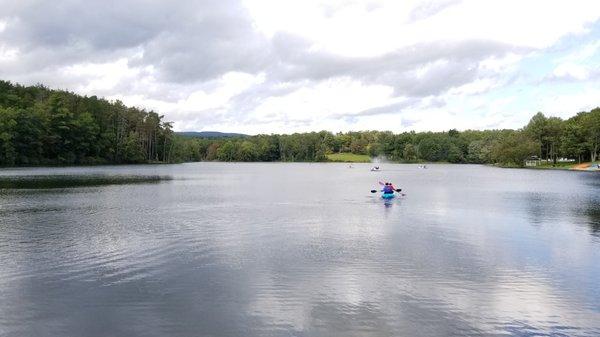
[{"xmin": 0, "ymin": 163, "xmax": 599, "ymax": 337}]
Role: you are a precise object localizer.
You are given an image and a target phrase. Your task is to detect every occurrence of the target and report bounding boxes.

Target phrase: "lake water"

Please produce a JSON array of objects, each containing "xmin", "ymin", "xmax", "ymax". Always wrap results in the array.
[{"xmin": 0, "ymin": 163, "xmax": 599, "ymax": 337}]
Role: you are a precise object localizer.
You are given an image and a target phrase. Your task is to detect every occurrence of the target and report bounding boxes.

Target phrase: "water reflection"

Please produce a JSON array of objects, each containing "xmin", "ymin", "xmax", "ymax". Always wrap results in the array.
[
  {"xmin": 0, "ymin": 174, "xmax": 170, "ymax": 189},
  {"xmin": 584, "ymin": 202, "xmax": 600, "ymax": 237},
  {"xmin": 0, "ymin": 163, "xmax": 598, "ymax": 336}
]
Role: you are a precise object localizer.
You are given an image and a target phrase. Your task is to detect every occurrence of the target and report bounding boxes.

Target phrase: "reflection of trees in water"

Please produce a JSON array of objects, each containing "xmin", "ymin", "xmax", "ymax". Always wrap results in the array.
[
  {"xmin": 576, "ymin": 173, "xmax": 600, "ymax": 237},
  {"xmin": 522, "ymin": 189, "xmax": 600, "ymax": 238},
  {"xmin": 584, "ymin": 202, "xmax": 600, "ymax": 237},
  {"xmin": 579, "ymin": 173, "xmax": 600, "ymax": 189},
  {"xmin": 525, "ymin": 193, "xmax": 548, "ymax": 225},
  {"xmin": 523, "ymin": 192, "xmax": 558, "ymax": 226},
  {"xmin": 0, "ymin": 175, "xmax": 169, "ymax": 189}
]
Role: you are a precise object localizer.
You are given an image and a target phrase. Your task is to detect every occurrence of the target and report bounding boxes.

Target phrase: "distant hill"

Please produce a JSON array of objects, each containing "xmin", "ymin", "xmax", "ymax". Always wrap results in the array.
[{"xmin": 176, "ymin": 131, "xmax": 248, "ymax": 139}]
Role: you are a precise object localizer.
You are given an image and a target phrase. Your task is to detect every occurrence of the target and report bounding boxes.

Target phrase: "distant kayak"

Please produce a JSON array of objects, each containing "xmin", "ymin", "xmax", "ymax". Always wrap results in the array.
[{"xmin": 381, "ymin": 193, "xmax": 395, "ymax": 199}]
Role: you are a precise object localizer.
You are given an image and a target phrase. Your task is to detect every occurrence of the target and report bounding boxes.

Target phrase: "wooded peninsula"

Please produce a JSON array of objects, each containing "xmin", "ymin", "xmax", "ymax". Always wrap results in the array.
[{"xmin": 1, "ymin": 80, "xmax": 598, "ymax": 167}]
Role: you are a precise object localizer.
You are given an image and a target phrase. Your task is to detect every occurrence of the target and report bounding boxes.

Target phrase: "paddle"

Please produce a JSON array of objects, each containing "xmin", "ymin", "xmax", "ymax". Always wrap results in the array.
[{"xmin": 371, "ymin": 188, "xmax": 404, "ymax": 194}]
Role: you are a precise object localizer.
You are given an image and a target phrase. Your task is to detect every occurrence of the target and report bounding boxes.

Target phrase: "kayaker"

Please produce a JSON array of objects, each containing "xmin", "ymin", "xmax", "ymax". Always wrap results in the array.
[
  {"xmin": 382, "ymin": 182, "xmax": 395, "ymax": 194},
  {"xmin": 371, "ymin": 182, "xmax": 402, "ymax": 198}
]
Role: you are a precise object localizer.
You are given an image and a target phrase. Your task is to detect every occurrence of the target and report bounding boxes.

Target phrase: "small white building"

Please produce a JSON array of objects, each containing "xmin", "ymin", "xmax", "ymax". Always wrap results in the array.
[{"xmin": 525, "ymin": 156, "xmax": 541, "ymax": 167}]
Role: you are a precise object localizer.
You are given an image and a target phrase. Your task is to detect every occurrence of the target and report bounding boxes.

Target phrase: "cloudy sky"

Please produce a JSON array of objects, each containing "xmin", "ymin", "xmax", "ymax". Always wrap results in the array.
[{"xmin": 1, "ymin": 0, "xmax": 599, "ymax": 134}]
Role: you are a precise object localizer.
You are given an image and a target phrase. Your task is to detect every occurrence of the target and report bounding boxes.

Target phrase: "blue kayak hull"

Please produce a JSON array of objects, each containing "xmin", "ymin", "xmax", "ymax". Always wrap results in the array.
[{"xmin": 381, "ymin": 193, "xmax": 395, "ymax": 199}]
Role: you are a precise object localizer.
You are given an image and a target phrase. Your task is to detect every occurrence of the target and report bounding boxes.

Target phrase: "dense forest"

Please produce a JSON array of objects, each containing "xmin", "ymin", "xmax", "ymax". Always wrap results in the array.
[
  {"xmin": 0, "ymin": 80, "xmax": 175, "ymax": 166},
  {"xmin": 1, "ymin": 80, "xmax": 599, "ymax": 167},
  {"xmin": 172, "ymin": 110, "xmax": 600, "ymax": 167}
]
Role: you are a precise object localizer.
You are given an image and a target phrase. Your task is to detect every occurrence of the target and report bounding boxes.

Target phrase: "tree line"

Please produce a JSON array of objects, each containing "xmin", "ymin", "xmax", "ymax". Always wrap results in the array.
[
  {"xmin": 0, "ymin": 80, "xmax": 174, "ymax": 166},
  {"xmin": 1, "ymin": 80, "xmax": 598, "ymax": 167},
  {"xmin": 174, "ymin": 109, "xmax": 600, "ymax": 167}
]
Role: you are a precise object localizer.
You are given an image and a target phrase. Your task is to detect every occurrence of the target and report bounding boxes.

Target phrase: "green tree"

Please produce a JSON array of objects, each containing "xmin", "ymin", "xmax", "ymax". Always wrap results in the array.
[
  {"xmin": 447, "ymin": 143, "xmax": 463, "ymax": 163},
  {"xmin": 237, "ymin": 141, "xmax": 258, "ymax": 161},
  {"xmin": 491, "ymin": 131, "xmax": 538, "ymax": 167},
  {"xmin": 122, "ymin": 132, "xmax": 145, "ymax": 163},
  {"xmin": 45, "ymin": 93, "xmax": 76, "ymax": 163},
  {"xmin": 466, "ymin": 140, "xmax": 489, "ymax": 164},
  {"xmin": 561, "ymin": 120, "xmax": 586, "ymax": 163},
  {"xmin": 402, "ymin": 143, "xmax": 417, "ymax": 161},
  {"xmin": 545, "ymin": 117, "xmax": 564, "ymax": 164},
  {"xmin": 525, "ymin": 112, "xmax": 548, "ymax": 159},
  {"xmin": 0, "ymin": 107, "xmax": 17, "ymax": 165},
  {"xmin": 418, "ymin": 137, "xmax": 441, "ymax": 161},
  {"xmin": 217, "ymin": 141, "xmax": 237, "ymax": 161},
  {"xmin": 14, "ymin": 108, "xmax": 44, "ymax": 165},
  {"xmin": 581, "ymin": 108, "xmax": 600, "ymax": 162}
]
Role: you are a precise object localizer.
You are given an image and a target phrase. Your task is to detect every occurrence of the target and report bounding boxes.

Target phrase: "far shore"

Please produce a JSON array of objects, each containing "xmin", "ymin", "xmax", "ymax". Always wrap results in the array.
[
  {"xmin": 509, "ymin": 162, "xmax": 599, "ymax": 172},
  {"xmin": 1, "ymin": 159, "xmax": 599, "ymax": 172}
]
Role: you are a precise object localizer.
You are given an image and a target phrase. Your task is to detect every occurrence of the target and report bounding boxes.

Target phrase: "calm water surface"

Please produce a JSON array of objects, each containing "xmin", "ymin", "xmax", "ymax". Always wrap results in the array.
[{"xmin": 0, "ymin": 163, "xmax": 599, "ymax": 336}]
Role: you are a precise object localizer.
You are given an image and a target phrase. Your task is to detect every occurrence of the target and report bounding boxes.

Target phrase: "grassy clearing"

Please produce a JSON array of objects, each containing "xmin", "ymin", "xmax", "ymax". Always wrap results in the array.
[
  {"xmin": 326, "ymin": 153, "xmax": 371, "ymax": 163},
  {"xmin": 530, "ymin": 162, "xmax": 577, "ymax": 170}
]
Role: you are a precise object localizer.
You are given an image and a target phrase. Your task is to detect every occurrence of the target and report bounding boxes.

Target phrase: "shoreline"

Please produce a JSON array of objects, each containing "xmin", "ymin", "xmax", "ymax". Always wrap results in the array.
[
  {"xmin": 527, "ymin": 162, "xmax": 600, "ymax": 172},
  {"xmin": 1, "ymin": 160, "xmax": 599, "ymax": 172}
]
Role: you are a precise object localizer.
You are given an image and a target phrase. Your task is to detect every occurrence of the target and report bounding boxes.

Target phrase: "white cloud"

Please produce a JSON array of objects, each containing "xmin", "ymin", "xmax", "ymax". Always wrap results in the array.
[
  {"xmin": 447, "ymin": 78, "xmax": 499, "ymax": 96},
  {"xmin": 62, "ymin": 58, "xmax": 148, "ymax": 93},
  {"xmin": 0, "ymin": 45, "xmax": 18, "ymax": 62},
  {"xmin": 245, "ymin": 0, "xmax": 600, "ymax": 56},
  {"xmin": 182, "ymin": 72, "xmax": 266, "ymax": 112},
  {"xmin": 251, "ymin": 78, "xmax": 393, "ymax": 120},
  {"xmin": 552, "ymin": 63, "xmax": 590, "ymax": 81},
  {"xmin": 1, "ymin": 0, "xmax": 600, "ymax": 132},
  {"xmin": 539, "ymin": 88, "xmax": 600, "ymax": 119},
  {"xmin": 560, "ymin": 40, "xmax": 600, "ymax": 62},
  {"xmin": 479, "ymin": 53, "xmax": 523, "ymax": 73}
]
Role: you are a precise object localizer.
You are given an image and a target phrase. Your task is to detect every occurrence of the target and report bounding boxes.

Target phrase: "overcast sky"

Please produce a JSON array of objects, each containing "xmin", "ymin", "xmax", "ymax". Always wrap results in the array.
[{"xmin": 1, "ymin": 0, "xmax": 599, "ymax": 134}]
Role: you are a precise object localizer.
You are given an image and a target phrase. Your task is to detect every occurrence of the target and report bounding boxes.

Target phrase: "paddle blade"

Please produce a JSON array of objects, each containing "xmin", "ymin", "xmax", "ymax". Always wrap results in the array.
[
  {"xmin": 370, "ymin": 190, "xmax": 377, "ymax": 193},
  {"xmin": 395, "ymin": 189, "xmax": 402, "ymax": 192}
]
